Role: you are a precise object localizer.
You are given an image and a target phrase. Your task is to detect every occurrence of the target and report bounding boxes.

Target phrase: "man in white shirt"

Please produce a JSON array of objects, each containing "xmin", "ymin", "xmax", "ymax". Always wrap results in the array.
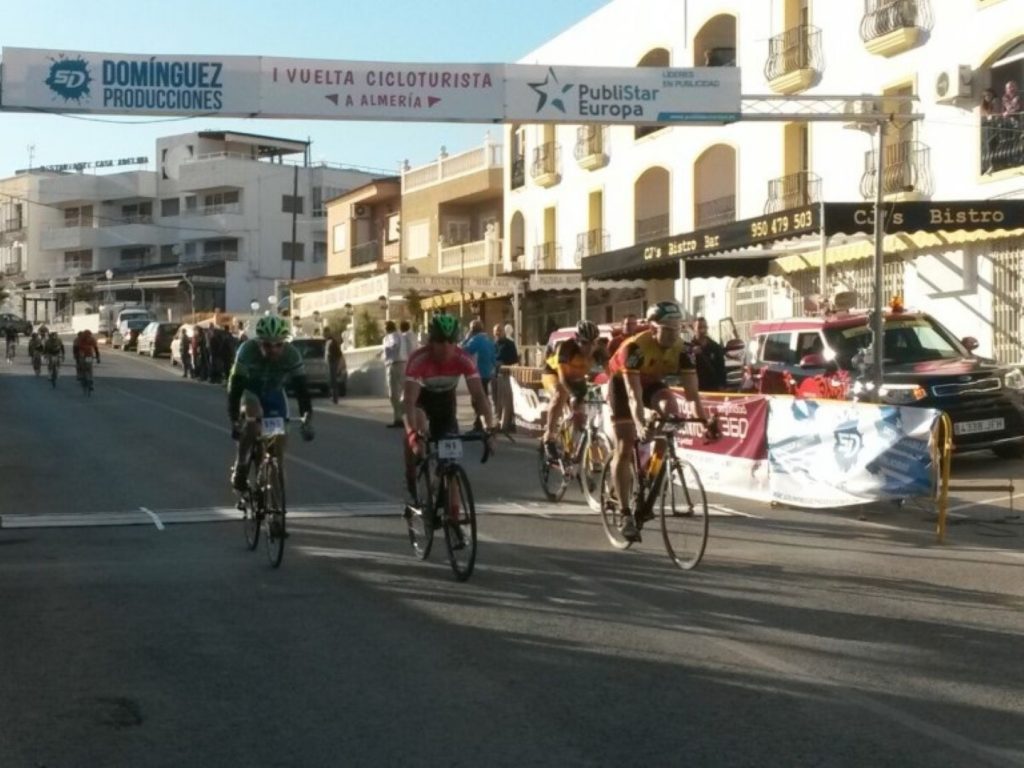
[
  {"xmin": 382, "ymin": 321, "xmax": 406, "ymax": 427},
  {"xmin": 400, "ymin": 320, "xmax": 418, "ymax": 361}
]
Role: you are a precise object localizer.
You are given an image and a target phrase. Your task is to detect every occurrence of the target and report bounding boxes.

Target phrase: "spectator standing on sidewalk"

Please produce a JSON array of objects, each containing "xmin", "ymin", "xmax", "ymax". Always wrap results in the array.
[
  {"xmin": 325, "ymin": 330, "xmax": 345, "ymax": 404},
  {"xmin": 493, "ymin": 323, "xmax": 520, "ymax": 432},
  {"xmin": 400, "ymin": 320, "xmax": 418, "ymax": 360},
  {"xmin": 382, "ymin": 320, "xmax": 406, "ymax": 427},
  {"xmin": 691, "ymin": 316, "xmax": 727, "ymax": 391},
  {"xmin": 462, "ymin": 319, "xmax": 497, "ymax": 431},
  {"xmin": 179, "ymin": 328, "xmax": 193, "ymax": 379}
]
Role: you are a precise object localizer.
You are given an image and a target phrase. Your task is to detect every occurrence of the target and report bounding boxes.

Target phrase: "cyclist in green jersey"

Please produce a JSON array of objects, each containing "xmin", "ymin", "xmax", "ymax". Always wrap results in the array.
[{"xmin": 228, "ymin": 316, "xmax": 314, "ymax": 491}]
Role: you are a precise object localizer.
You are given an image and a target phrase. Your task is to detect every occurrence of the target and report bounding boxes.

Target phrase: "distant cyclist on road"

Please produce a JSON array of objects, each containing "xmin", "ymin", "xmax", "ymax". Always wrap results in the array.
[
  {"xmin": 606, "ymin": 301, "xmax": 711, "ymax": 540},
  {"xmin": 402, "ymin": 313, "xmax": 496, "ymax": 503},
  {"xmin": 4, "ymin": 326, "xmax": 17, "ymax": 363},
  {"xmin": 227, "ymin": 315, "xmax": 314, "ymax": 492},
  {"xmin": 42, "ymin": 329, "xmax": 65, "ymax": 367},
  {"xmin": 28, "ymin": 332, "xmax": 44, "ymax": 374},
  {"xmin": 72, "ymin": 330, "xmax": 101, "ymax": 375},
  {"xmin": 541, "ymin": 319, "xmax": 600, "ymax": 460}
]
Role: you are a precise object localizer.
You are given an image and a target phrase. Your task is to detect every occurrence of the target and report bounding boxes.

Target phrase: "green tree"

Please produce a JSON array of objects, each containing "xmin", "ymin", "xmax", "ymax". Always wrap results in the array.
[
  {"xmin": 69, "ymin": 282, "xmax": 97, "ymax": 306},
  {"xmin": 355, "ymin": 308, "xmax": 383, "ymax": 347}
]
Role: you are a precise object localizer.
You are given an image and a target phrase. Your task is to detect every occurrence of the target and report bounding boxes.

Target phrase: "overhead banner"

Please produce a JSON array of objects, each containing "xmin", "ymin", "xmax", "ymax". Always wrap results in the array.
[
  {"xmin": 0, "ymin": 47, "xmax": 741, "ymax": 124},
  {"xmin": 767, "ymin": 398, "xmax": 939, "ymax": 508},
  {"xmin": 0, "ymin": 48, "xmax": 261, "ymax": 115},
  {"xmin": 506, "ymin": 64, "xmax": 740, "ymax": 124}
]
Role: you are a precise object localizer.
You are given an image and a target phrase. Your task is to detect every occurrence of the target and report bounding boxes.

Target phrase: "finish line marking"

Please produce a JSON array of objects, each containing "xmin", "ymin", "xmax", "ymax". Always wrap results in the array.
[{"xmin": 139, "ymin": 507, "xmax": 164, "ymax": 531}]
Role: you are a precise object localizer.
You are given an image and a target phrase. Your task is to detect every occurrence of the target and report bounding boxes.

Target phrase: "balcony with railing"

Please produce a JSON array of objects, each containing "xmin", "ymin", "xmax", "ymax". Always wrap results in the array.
[
  {"xmin": 635, "ymin": 213, "xmax": 670, "ymax": 243},
  {"xmin": 695, "ymin": 196, "xmax": 736, "ymax": 228},
  {"xmin": 439, "ymin": 238, "xmax": 503, "ymax": 273},
  {"xmin": 982, "ymin": 115, "xmax": 1024, "ymax": 175},
  {"xmin": 860, "ymin": 0, "xmax": 931, "ymax": 57},
  {"xmin": 764, "ymin": 171, "xmax": 822, "ymax": 214},
  {"xmin": 533, "ymin": 242, "xmax": 562, "ymax": 271},
  {"xmin": 575, "ymin": 229, "xmax": 610, "ymax": 265},
  {"xmin": 2, "ymin": 259, "xmax": 24, "ymax": 277},
  {"xmin": 401, "ymin": 141, "xmax": 504, "ymax": 194},
  {"xmin": 351, "ymin": 240, "xmax": 382, "ymax": 268},
  {"xmin": 511, "ymin": 155, "xmax": 526, "ymax": 190},
  {"xmin": 860, "ymin": 140, "xmax": 933, "ymax": 200},
  {"xmin": 531, "ymin": 142, "xmax": 561, "ymax": 188},
  {"xmin": 574, "ymin": 126, "xmax": 608, "ymax": 170},
  {"xmin": 764, "ymin": 25, "xmax": 823, "ymax": 94},
  {"xmin": 1, "ymin": 216, "xmax": 24, "ymax": 234}
]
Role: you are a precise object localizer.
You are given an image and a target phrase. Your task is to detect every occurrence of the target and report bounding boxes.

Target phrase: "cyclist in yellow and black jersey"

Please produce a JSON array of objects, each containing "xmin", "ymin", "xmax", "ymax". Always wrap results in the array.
[{"xmin": 541, "ymin": 320, "xmax": 601, "ymax": 460}]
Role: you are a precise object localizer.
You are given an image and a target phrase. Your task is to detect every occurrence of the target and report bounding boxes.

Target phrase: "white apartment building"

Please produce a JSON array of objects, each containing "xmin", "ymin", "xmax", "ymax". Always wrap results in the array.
[
  {"xmin": 505, "ymin": 0, "xmax": 1024, "ymax": 359},
  {"xmin": 0, "ymin": 130, "xmax": 378, "ymax": 320}
]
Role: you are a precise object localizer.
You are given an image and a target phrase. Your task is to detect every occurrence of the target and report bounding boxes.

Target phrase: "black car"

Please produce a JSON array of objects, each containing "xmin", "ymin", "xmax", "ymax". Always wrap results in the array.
[
  {"xmin": 748, "ymin": 308, "xmax": 1024, "ymax": 457},
  {"xmin": 0, "ymin": 312, "xmax": 33, "ymax": 335}
]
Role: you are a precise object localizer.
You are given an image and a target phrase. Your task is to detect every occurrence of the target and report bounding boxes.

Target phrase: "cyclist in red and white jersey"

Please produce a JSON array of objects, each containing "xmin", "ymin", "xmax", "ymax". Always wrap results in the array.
[{"xmin": 402, "ymin": 313, "xmax": 496, "ymax": 500}]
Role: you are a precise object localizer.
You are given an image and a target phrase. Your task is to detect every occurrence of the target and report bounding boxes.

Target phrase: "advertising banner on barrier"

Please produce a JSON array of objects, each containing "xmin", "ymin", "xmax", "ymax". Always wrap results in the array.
[
  {"xmin": 1, "ymin": 48, "xmax": 741, "ymax": 124},
  {"xmin": 667, "ymin": 391, "xmax": 771, "ymax": 503},
  {"xmin": 767, "ymin": 398, "xmax": 939, "ymax": 508}
]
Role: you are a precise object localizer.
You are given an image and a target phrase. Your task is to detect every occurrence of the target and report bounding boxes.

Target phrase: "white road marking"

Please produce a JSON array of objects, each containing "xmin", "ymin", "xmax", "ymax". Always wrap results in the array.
[
  {"xmin": 139, "ymin": 507, "xmax": 164, "ymax": 531},
  {"xmin": 945, "ymin": 491, "xmax": 1024, "ymax": 514},
  {"xmin": 107, "ymin": 385, "xmax": 397, "ymax": 502}
]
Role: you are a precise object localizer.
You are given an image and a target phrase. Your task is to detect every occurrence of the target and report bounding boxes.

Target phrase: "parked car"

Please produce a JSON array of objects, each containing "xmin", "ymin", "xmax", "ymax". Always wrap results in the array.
[
  {"xmin": 169, "ymin": 324, "xmax": 196, "ymax": 367},
  {"xmin": 746, "ymin": 301, "xmax": 1024, "ymax": 457},
  {"xmin": 137, "ymin": 322, "xmax": 181, "ymax": 358},
  {"xmin": 0, "ymin": 312, "xmax": 32, "ymax": 335},
  {"xmin": 111, "ymin": 318, "xmax": 152, "ymax": 350},
  {"xmin": 289, "ymin": 338, "xmax": 345, "ymax": 397}
]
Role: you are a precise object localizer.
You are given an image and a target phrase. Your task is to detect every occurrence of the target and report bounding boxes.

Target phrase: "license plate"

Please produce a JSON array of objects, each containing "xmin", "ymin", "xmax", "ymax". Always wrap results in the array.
[
  {"xmin": 261, "ymin": 417, "xmax": 287, "ymax": 436},
  {"xmin": 437, "ymin": 439, "xmax": 463, "ymax": 460},
  {"xmin": 953, "ymin": 417, "xmax": 1005, "ymax": 436}
]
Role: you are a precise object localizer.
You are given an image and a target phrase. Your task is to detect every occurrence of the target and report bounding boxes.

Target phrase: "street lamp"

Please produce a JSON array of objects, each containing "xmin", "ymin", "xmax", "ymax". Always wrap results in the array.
[
  {"xmin": 48, "ymin": 278, "xmax": 56, "ymax": 323},
  {"xmin": 267, "ymin": 295, "xmax": 278, "ymax": 315},
  {"xmin": 250, "ymin": 299, "xmax": 260, "ymax": 313}
]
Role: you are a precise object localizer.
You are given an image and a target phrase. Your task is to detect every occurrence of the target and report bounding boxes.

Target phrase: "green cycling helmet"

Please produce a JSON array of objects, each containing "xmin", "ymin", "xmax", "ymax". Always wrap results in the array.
[
  {"xmin": 428, "ymin": 313, "xmax": 459, "ymax": 342},
  {"xmin": 255, "ymin": 315, "xmax": 290, "ymax": 342}
]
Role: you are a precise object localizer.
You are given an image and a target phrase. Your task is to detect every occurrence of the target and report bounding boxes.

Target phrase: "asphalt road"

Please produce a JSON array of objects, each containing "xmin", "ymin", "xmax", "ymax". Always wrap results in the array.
[{"xmin": 1, "ymin": 346, "xmax": 1022, "ymax": 768}]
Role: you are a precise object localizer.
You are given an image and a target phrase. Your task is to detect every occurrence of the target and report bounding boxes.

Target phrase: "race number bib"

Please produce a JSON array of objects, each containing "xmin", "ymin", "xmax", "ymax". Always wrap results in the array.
[
  {"xmin": 437, "ymin": 439, "xmax": 463, "ymax": 460},
  {"xmin": 261, "ymin": 417, "xmax": 287, "ymax": 437}
]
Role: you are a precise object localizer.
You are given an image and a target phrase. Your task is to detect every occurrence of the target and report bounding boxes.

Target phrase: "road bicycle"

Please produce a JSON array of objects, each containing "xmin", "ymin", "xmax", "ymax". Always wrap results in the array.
[
  {"xmin": 4, "ymin": 339, "xmax": 15, "ymax": 364},
  {"xmin": 238, "ymin": 416, "xmax": 294, "ymax": 568},
  {"xmin": 31, "ymin": 351, "xmax": 42, "ymax": 376},
  {"xmin": 46, "ymin": 354, "xmax": 61, "ymax": 388},
  {"xmin": 77, "ymin": 356, "xmax": 95, "ymax": 396},
  {"xmin": 405, "ymin": 430, "xmax": 492, "ymax": 582},
  {"xmin": 537, "ymin": 385, "xmax": 612, "ymax": 511},
  {"xmin": 599, "ymin": 415, "xmax": 710, "ymax": 570}
]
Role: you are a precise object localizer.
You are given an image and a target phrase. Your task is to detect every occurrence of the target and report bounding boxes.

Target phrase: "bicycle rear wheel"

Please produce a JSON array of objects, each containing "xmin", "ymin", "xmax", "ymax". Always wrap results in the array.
[
  {"xmin": 580, "ymin": 430, "xmax": 612, "ymax": 513},
  {"xmin": 598, "ymin": 458, "xmax": 634, "ymax": 550},
  {"xmin": 660, "ymin": 458, "xmax": 709, "ymax": 570},
  {"xmin": 405, "ymin": 459, "xmax": 434, "ymax": 560},
  {"xmin": 442, "ymin": 465, "xmax": 477, "ymax": 581},
  {"xmin": 262, "ymin": 457, "xmax": 286, "ymax": 568}
]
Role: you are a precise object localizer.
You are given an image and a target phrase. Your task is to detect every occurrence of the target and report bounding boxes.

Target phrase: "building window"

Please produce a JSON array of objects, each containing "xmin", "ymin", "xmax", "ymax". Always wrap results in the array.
[
  {"xmin": 160, "ymin": 244, "xmax": 177, "ymax": 263},
  {"xmin": 313, "ymin": 241, "xmax": 327, "ymax": 264},
  {"xmin": 121, "ymin": 202, "xmax": 153, "ymax": 222},
  {"xmin": 386, "ymin": 213, "xmax": 401, "ymax": 243},
  {"xmin": 120, "ymin": 247, "xmax": 149, "ymax": 269},
  {"xmin": 161, "ymin": 198, "xmax": 180, "ymax": 217},
  {"xmin": 282, "ymin": 242, "xmax": 305, "ymax": 262},
  {"xmin": 184, "ymin": 242, "xmax": 197, "ymax": 259},
  {"xmin": 205, "ymin": 238, "xmax": 239, "ymax": 261},
  {"xmin": 64, "ymin": 205, "xmax": 94, "ymax": 227},
  {"xmin": 332, "ymin": 222, "xmax": 347, "ymax": 252},
  {"xmin": 405, "ymin": 220, "xmax": 430, "ymax": 260},
  {"xmin": 282, "ymin": 195, "xmax": 305, "ymax": 214},
  {"xmin": 185, "ymin": 195, "xmax": 198, "ymax": 212},
  {"xmin": 64, "ymin": 249, "xmax": 93, "ymax": 271}
]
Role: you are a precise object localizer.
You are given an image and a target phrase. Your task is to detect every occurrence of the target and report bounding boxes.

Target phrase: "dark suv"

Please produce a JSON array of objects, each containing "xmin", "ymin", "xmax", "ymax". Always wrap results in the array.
[
  {"xmin": 0, "ymin": 312, "xmax": 32, "ymax": 335},
  {"xmin": 747, "ymin": 308, "xmax": 1024, "ymax": 457}
]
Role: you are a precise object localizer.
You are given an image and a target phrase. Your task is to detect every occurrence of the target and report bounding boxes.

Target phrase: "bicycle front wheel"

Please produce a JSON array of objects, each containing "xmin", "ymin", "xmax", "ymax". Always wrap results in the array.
[
  {"xmin": 242, "ymin": 462, "xmax": 261, "ymax": 551},
  {"xmin": 580, "ymin": 430, "xmax": 612, "ymax": 513},
  {"xmin": 598, "ymin": 458, "xmax": 634, "ymax": 550},
  {"xmin": 406, "ymin": 460, "xmax": 434, "ymax": 561},
  {"xmin": 442, "ymin": 465, "xmax": 477, "ymax": 582},
  {"xmin": 660, "ymin": 459, "xmax": 709, "ymax": 570},
  {"xmin": 263, "ymin": 458, "xmax": 287, "ymax": 568}
]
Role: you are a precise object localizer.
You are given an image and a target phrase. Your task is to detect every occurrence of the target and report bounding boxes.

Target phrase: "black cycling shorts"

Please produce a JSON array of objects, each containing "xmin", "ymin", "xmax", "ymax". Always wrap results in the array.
[
  {"xmin": 416, "ymin": 390, "xmax": 458, "ymax": 440},
  {"xmin": 608, "ymin": 376, "xmax": 668, "ymax": 421}
]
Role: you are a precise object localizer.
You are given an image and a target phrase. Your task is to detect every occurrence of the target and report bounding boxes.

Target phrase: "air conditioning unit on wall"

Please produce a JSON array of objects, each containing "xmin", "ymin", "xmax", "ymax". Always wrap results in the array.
[
  {"xmin": 352, "ymin": 203, "xmax": 371, "ymax": 219},
  {"xmin": 935, "ymin": 65, "xmax": 973, "ymax": 104}
]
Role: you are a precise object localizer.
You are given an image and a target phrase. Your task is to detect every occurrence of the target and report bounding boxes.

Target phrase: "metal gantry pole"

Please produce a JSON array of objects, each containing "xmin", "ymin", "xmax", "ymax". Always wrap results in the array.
[{"xmin": 871, "ymin": 120, "xmax": 887, "ymax": 392}]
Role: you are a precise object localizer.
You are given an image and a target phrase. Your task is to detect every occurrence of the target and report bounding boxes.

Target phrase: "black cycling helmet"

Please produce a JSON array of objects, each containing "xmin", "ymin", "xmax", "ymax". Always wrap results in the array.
[
  {"xmin": 575, "ymin": 320, "xmax": 599, "ymax": 343},
  {"xmin": 428, "ymin": 313, "xmax": 459, "ymax": 343},
  {"xmin": 646, "ymin": 300, "xmax": 683, "ymax": 327}
]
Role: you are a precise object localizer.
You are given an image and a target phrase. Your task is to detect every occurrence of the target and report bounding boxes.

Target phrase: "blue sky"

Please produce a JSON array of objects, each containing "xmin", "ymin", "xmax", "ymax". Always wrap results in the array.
[{"xmin": 0, "ymin": 0, "xmax": 609, "ymax": 177}]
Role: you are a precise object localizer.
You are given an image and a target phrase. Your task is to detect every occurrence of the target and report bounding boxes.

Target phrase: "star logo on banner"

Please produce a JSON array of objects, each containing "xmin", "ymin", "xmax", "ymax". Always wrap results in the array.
[{"xmin": 528, "ymin": 67, "xmax": 573, "ymax": 113}]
